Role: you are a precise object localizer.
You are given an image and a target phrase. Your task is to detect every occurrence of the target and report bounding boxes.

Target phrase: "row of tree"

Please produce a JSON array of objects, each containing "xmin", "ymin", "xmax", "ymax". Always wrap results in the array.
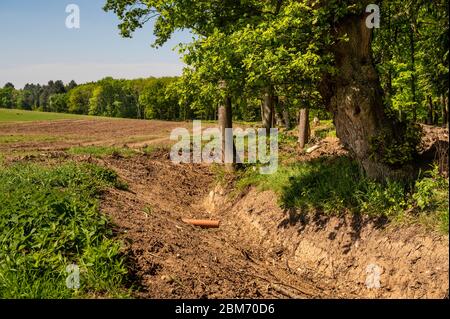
[
  {"xmin": 1, "ymin": 77, "xmax": 267, "ymax": 122},
  {"xmin": 102, "ymin": 0, "xmax": 448, "ymax": 182}
]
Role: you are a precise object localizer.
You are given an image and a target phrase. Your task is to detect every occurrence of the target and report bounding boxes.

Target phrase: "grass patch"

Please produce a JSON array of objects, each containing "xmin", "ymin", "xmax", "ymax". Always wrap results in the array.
[
  {"xmin": 0, "ymin": 134, "xmax": 62, "ymax": 144},
  {"xmin": 0, "ymin": 108, "xmax": 111, "ymax": 122},
  {"xmin": 67, "ymin": 146, "xmax": 136, "ymax": 158},
  {"xmin": 142, "ymin": 144, "xmax": 170, "ymax": 155},
  {"xmin": 0, "ymin": 162, "xmax": 130, "ymax": 298},
  {"xmin": 236, "ymin": 157, "xmax": 448, "ymax": 233}
]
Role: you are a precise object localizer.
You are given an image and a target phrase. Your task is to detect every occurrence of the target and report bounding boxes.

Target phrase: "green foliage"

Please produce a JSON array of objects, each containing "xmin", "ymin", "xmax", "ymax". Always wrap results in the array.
[
  {"xmin": 357, "ymin": 181, "xmax": 407, "ymax": 217},
  {"xmin": 88, "ymin": 77, "xmax": 137, "ymax": 118},
  {"xmin": 48, "ymin": 93, "xmax": 68, "ymax": 113},
  {"xmin": 103, "ymin": 0, "xmax": 358, "ymax": 123},
  {"xmin": 0, "ymin": 162, "xmax": 130, "ymax": 298},
  {"xmin": 2, "ymin": 77, "xmax": 186, "ymax": 121},
  {"xmin": 369, "ymin": 122, "xmax": 422, "ymax": 166},
  {"xmin": 373, "ymin": 0, "xmax": 449, "ymax": 124},
  {"xmin": 237, "ymin": 157, "xmax": 448, "ymax": 232},
  {"xmin": 68, "ymin": 84, "xmax": 95, "ymax": 115},
  {"xmin": 411, "ymin": 166, "xmax": 449, "ymax": 232},
  {"xmin": 0, "ymin": 86, "xmax": 16, "ymax": 109}
]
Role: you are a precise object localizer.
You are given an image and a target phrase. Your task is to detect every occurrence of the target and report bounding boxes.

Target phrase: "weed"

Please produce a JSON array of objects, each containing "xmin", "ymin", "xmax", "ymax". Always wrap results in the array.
[{"xmin": 0, "ymin": 162, "xmax": 130, "ymax": 298}]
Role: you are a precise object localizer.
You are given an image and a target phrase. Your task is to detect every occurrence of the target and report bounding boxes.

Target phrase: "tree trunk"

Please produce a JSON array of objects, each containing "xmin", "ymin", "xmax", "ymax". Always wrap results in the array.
[
  {"xmin": 409, "ymin": 24, "xmax": 417, "ymax": 122},
  {"xmin": 218, "ymin": 94, "xmax": 238, "ymax": 171},
  {"xmin": 262, "ymin": 86, "xmax": 274, "ymax": 132},
  {"xmin": 279, "ymin": 97, "xmax": 291, "ymax": 130},
  {"xmin": 273, "ymin": 95, "xmax": 284, "ymax": 127},
  {"xmin": 427, "ymin": 95, "xmax": 434, "ymax": 125},
  {"xmin": 442, "ymin": 94, "xmax": 449, "ymax": 127},
  {"xmin": 320, "ymin": 12, "xmax": 417, "ymax": 182},
  {"xmin": 433, "ymin": 101, "xmax": 440, "ymax": 126},
  {"xmin": 298, "ymin": 108, "xmax": 310, "ymax": 149}
]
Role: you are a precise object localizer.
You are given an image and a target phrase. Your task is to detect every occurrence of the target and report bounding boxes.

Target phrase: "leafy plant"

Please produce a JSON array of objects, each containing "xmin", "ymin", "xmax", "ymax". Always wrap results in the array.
[{"xmin": 0, "ymin": 162, "xmax": 130, "ymax": 298}]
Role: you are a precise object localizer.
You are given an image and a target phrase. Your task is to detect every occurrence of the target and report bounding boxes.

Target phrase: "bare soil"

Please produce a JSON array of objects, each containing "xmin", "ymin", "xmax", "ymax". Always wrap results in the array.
[{"xmin": 0, "ymin": 119, "xmax": 209, "ymax": 154}]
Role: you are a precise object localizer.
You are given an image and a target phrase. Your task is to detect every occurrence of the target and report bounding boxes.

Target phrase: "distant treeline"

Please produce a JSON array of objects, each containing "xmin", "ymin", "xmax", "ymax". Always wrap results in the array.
[
  {"xmin": 0, "ymin": 77, "xmax": 183, "ymax": 120},
  {"xmin": 0, "ymin": 77, "xmax": 266, "ymax": 122}
]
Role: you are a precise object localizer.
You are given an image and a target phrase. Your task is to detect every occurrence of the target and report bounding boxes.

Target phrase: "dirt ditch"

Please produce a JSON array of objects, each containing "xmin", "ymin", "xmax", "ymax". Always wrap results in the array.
[
  {"xmin": 93, "ymin": 152, "xmax": 448, "ymax": 299},
  {"xmin": 96, "ymin": 153, "xmax": 327, "ymax": 298}
]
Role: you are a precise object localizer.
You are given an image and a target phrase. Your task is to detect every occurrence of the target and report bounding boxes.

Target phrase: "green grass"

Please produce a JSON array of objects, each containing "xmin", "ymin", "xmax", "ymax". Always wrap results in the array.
[
  {"xmin": 236, "ymin": 157, "xmax": 449, "ymax": 233},
  {"xmin": 0, "ymin": 108, "xmax": 108, "ymax": 122},
  {"xmin": 142, "ymin": 144, "xmax": 170, "ymax": 155},
  {"xmin": 67, "ymin": 146, "xmax": 136, "ymax": 158},
  {"xmin": 0, "ymin": 162, "xmax": 130, "ymax": 298},
  {"xmin": 0, "ymin": 134, "xmax": 62, "ymax": 144}
]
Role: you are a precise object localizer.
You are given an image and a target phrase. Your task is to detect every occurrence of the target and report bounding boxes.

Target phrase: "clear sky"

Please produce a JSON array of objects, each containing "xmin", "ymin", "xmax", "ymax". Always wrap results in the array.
[{"xmin": 0, "ymin": 0, "xmax": 192, "ymax": 88}]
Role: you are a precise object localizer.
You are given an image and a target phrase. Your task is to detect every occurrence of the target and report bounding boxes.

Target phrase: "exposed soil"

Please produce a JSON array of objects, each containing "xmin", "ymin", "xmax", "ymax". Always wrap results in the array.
[
  {"xmin": 97, "ymin": 153, "xmax": 328, "ymax": 298},
  {"xmin": 0, "ymin": 119, "xmax": 211, "ymax": 154},
  {"xmin": 208, "ymin": 187, "xmax": 449, "ymax": 298},
  {"xmin": 1, "ymin": 118, "xmax": 448, "ymax": 298}
]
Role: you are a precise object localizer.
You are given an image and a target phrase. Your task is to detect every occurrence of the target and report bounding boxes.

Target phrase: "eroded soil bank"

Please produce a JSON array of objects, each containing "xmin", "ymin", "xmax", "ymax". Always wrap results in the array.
[{"xmin": 207, "ymin": 186, "xmax": 449, "ymax": 298}]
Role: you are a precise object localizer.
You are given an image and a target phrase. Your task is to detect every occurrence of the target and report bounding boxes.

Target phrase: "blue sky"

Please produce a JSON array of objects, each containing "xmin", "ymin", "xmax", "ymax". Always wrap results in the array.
[{"xmin": 0, "ymin": 0, "xmax": 192, "ymax": 88}]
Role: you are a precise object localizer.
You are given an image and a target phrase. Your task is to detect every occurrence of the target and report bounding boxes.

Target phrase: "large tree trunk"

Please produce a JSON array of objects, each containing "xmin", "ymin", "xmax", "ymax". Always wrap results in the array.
[
  {"xmin": 320, "ymin": 12, "xmax": 417, "ymax": 182},
  {"xmin": 298, "ymin": 108, "xmax": 310, "ymax": 149}
]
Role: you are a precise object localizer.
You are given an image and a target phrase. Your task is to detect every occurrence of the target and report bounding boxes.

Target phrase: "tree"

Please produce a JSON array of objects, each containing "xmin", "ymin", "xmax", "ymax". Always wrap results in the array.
[
  {"xmin": 15, "ymin": 90, "xmax": 33, "ymax": 110},
  {"xmin": 298, "ymin": 108, "xmax": 310, "ymax": 149},
  {"xmin": 373, "ymin": 0, "xmax": 449, "ymax": 125},
  {"xmin": 66, "ymin": 80, "xmax": 78, "ymax": 91},
  {"xmin": 3, "ymin": 83, "xmax": 14, "ymax": 89},
  {"xmin": 67, "ymin": 84, "xmax": 95, "ymax": 114},
  {"xmin": 48, "ymin": 93, "xmax": 68, "ymax": 113},
  {"xmin": 0, "ymin": 86, "xmax": 16, "ymax": 108},
  {"xmin": 105, "ymin": 0, "xmax": 426, "ymax": 181}
]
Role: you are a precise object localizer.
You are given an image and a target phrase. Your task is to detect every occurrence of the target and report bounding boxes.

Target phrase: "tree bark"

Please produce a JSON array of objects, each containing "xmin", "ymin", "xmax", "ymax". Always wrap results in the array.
[
  {"xmin": 427, "ymin": 95, "xmax": 434, "ymax": 125},
  {"xmin": 218, "ymin": 92, "xmax": 238, "ymax": 171},
  {"xmin": 433, "ymin": 101, "xmax": 440, "ymax": 126},
  {"xmin": 279, "ymin": 97, "xmax": 291, "ymax": 130},
  {"xmin": 320, "ymin": 12, "xmax": 417, "ymax": 182},
  {"xmin": 273, "ymin": 95, "xmax": 284, "ymax": 127},
  {"xmin": 218, "ymin": 101, "xmax": 232, "ymax": 171},
  {"xmin": 409, "ymin": 23, "xmax": 417, "ymax": 122},
  {"xmin": 262, "ymin": 86, "xmax": 275, "ymax": 133},
  {"xmin": 442, "ymin": 94, "xmax": 449, "ymax": 127},
  {"xmin": 298, "ymin": 108, "xmax": 310, "ymax": 149}
]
